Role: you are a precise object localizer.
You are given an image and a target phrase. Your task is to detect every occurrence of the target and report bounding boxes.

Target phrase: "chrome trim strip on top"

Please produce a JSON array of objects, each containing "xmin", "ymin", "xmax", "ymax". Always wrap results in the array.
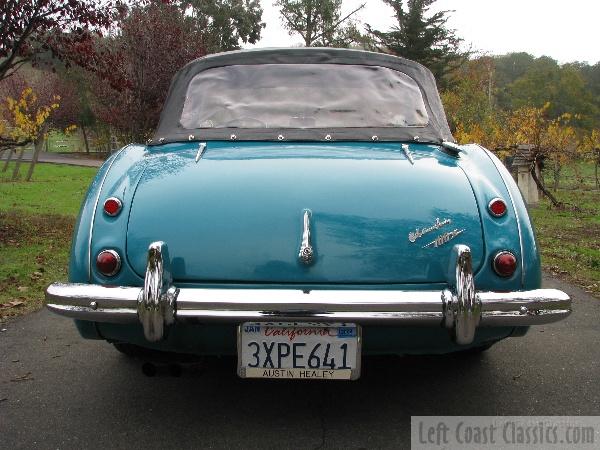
[
  {"xmin": 87, "ymin": 146, "xmax": 128, "ymax": 282},
  {"xmin": 401, "ymin": 144, "xmax": 415, "ymax": 165},
  {"xmin": 195, "ymin": 142, "xmax": 207, "ymax": 162},
  {"xmin": 440, "ymin": 141, "xmax": 464, "ymax": 155},
  {"xmin": 480, "ymin": 146, "xmax": 525, "ymax": 287}
]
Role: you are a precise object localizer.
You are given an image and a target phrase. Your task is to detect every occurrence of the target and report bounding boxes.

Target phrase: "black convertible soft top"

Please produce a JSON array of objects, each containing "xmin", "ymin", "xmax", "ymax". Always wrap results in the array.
[{"xmin": 151, "ymin": 48, "xmax": 454, "ymax": 145}]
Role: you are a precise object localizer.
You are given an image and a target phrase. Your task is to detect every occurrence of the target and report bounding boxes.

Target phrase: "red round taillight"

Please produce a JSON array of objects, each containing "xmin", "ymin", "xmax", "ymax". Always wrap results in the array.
[
  {"xmin": 493, "ymin": 251, "xmax": 517, "ymax": 277},
  {"xmin": 103, "ymin": 197, "xmax": 122, "ymax": 217},
  {"xmin": 488, "ymin": 198, "xmax": 507, "ymax": 217},
  {"xmin": 96, "ymin": 250, "xmax": 121, "ymax": 276}
]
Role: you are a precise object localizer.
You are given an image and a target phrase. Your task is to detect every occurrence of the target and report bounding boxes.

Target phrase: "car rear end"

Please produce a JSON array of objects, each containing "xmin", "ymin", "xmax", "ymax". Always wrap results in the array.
[{"xmin": 45, "ymin": 48, "xmax": 570, "ymax": 380}]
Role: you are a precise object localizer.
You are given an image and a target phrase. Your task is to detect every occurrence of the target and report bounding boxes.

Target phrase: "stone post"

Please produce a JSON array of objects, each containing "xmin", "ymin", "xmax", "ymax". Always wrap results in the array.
[{"xmin": 512, "ymin": 144, "xmax": 539, "ymax": 206}]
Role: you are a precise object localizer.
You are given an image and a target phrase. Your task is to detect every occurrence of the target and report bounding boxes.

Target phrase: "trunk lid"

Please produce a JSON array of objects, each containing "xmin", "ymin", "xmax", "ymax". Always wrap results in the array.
[{"xmin": 126, "ymin": 142, "xmax": 484, "ymax": 284}]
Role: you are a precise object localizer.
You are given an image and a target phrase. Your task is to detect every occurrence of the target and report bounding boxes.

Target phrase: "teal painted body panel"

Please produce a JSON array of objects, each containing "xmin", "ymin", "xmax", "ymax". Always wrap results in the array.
[{"xmin": 125, "ymin": 142, "xmax": 486, "ymax": 284}]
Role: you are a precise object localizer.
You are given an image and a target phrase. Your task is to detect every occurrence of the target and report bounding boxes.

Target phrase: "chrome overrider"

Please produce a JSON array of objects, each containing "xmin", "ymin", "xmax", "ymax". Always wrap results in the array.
[{"xmin": 45, "ymin": 242, "xmax": 571, "ymax": 344}]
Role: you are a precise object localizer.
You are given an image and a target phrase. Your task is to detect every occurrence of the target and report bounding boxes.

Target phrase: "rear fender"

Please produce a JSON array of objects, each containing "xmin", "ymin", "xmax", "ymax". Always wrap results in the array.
[
  {"xmin": 459, "ymin": 144, "xmax": 541, "ymax": 290},
  {"xmin": 69, "ymin": 144, "xmax": 147, "ymax": 285}
]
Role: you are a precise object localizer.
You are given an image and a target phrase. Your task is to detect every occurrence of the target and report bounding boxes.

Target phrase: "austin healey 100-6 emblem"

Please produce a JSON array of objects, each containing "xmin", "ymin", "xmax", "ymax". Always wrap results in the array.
[
  {"xmin": 408, "ymin": 218, "xmax": 451, "ymax": 243},
  {"xmin": 422, "ymin": 228, "xmax": 465, "ymax": 249}
]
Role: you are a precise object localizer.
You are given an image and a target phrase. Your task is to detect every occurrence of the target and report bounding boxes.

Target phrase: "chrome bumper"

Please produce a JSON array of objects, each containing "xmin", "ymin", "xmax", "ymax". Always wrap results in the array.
[{"xmin": 45, "ymin": 243, "xmax": 571, "ymax": 345}]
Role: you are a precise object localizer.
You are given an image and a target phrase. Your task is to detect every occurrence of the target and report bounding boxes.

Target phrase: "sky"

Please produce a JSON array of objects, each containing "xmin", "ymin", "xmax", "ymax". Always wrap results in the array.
[{"xmin": 248, "ymin": 0, "xmax": 600, "ymax": 65}]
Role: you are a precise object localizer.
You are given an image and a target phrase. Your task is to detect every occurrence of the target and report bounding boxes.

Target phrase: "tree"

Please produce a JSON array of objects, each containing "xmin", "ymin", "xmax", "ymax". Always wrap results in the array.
[
  {"xmin": 492, "ymin": 52, "xmax": 536, "ymax": 109},
  {"xmin": 89, "ymin": 0, "xmax": 264, "ymax": 142},
  {"xmin": 0, "ymin": 68, "xmax": 79, "ymax": 180},
  {"xmin": 582, "ymin": 129, "xmax": 600, "ymax": 189},
  {"xmin": 500, "ymin": 105, "xmax": 582, "ymax": 206},
  {"xmin": 275, "ymin": 0, "xmax": 365, "ymax": 47},
  {"xmin": 493, "ymin": 52, "xmax": 536, "ymax": 87},
  {"xmin": 89, "ymin": 1, "xmax": 208, "ymax": 142},
  {"xmin": 443, "ymin": 58, "xmax": 494, "ymax": 128},
  {"xmin": 580, "ymin": 62, "xmax": 600, "ymax": 111},
  {"xmin": 0, "ymin": 79, "xmax": 58, "ymax": 180},
  {"xmin": 441, "ymin": 57, "xmax": 507, "ymax": 150},
  {"xmin": 181, "ymin": 0, "xmax": 265, "ymax": 53},
  {"xmin": 56, "ymin": 66, "xmax": 97, "ymax": 153},
  {"xmin": 367, "ymin": 0, "xmax": 465, "ymax": 83},
  {"xmin": 503, "ymin": 57, "xmax": 598, "ymax": 127},
  {"xmin": 0, "ymin": 0, "xmax": 119, "ymax": 82}
]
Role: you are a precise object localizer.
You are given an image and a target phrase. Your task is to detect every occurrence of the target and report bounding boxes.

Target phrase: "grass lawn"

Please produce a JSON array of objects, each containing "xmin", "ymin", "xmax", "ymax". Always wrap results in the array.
[
  {"xmin": 0, "ymin": 163, "xmax": 97, "ymax": 320},
  {"xmin": 529, "ymin": 165, "xmax": 600, "ymax": 298},
  {"xmin": 46, "ymin": 130, "xmax": 86, "ymax": 153},
  {"xmin": 0, "ymin": 162, "xmax": 97, "ymax": 216}
]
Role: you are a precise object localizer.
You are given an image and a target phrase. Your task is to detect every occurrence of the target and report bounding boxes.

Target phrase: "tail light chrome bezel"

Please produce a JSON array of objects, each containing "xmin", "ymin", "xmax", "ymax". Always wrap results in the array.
[
  {"xmin": 488, "ymin": 197, "xmax": 507, "ymax": 217},
  {"xmin": 493, "ymin": 251, "xmax": 517, "ymax": 277},
  {"xmin": 96, "ymin": 249, "xmax": 122, "ymax": 277},
  {"xmin": 103, "ymin": 197, "xmax": 123, "ymax": 217}
]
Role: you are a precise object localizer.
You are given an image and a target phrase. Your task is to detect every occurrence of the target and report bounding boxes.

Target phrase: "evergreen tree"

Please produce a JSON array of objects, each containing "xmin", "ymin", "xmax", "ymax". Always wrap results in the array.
[{"xmin": 367, "ymin": 0, "xmax": 465, "ymax": 82}]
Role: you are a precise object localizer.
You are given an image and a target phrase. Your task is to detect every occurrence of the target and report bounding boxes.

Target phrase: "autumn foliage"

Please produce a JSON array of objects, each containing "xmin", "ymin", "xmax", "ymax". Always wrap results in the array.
[
  {"xmin": 443, "ymin": 55, "xmax": 599, "ymax": 203},
  {"xmin": 0, "ymin": 0, "xmax": 120, "ymax": 81},
  {"xmin": 2, "ymin": 88, "xmax": 58, "ymax": 143},
  {"xmin": 89, "ymin": 1, "xmax": 208, "ymax": 142}
]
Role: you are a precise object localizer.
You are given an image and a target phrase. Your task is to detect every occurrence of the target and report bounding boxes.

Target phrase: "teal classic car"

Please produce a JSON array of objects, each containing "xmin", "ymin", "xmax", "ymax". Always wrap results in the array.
[{"xmin": 46, "ymin": 48, "xmax": 571, "ymax": 380}]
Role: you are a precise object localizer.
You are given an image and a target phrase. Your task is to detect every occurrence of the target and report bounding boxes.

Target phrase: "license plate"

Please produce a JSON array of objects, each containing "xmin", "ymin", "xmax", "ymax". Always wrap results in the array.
[{"xmin": 237, "ymin": 322, "xmax": 361, "ymax": 380}]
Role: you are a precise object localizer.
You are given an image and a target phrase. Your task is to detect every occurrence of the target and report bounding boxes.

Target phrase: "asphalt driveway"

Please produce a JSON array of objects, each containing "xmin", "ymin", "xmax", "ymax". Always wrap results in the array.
[{"xmin": 0, "ymin": 275, "xmax": 598, "ymax": 449}]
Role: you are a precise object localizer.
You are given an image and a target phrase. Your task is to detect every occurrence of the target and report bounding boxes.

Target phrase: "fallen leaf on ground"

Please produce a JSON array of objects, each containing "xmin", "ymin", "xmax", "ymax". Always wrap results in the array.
[
  {"xmin": 17, "ymin": 286, "xmax": 28, "ymax": 292},
  {"xmin": 7, "ymin": 301, "xmax": 25, "ymax": 308},
  {"xmin": 10, "ymin": 372, "xmax": 33, "ymax": 382}
]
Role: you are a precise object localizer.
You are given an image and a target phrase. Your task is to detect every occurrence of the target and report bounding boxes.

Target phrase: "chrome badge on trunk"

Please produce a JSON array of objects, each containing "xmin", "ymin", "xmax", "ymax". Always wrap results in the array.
[{"xmin": 408, "ymin": 218, "xmax": 465, "ymax": 249}]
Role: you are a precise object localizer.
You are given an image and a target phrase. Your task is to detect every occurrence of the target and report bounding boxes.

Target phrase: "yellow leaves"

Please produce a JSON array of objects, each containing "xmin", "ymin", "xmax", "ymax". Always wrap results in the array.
[
  {"xmin": 582, "ymin": 129, "xmax": 600, "ymax": 151},
  {"xmin": 580, "ymin": 129, "xmax": 600, "ymax": 162},
  {"xmin": 64, "ymin": 124, "xmax": 77, "ymax": 135},
  {"xmin": 452, "ymin": 110, "xmax": 507, "ymax": 151},
  {"xmin": 450, "ymin": 102, "xmax": 600, "ymax": 171},
  {"xmin": 1, "ymin": 88, "xmax": 60, "ymax": 145},
  {"xmin": 497, "ymin": 105, "xmax": 582, "ymax": 167}
]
